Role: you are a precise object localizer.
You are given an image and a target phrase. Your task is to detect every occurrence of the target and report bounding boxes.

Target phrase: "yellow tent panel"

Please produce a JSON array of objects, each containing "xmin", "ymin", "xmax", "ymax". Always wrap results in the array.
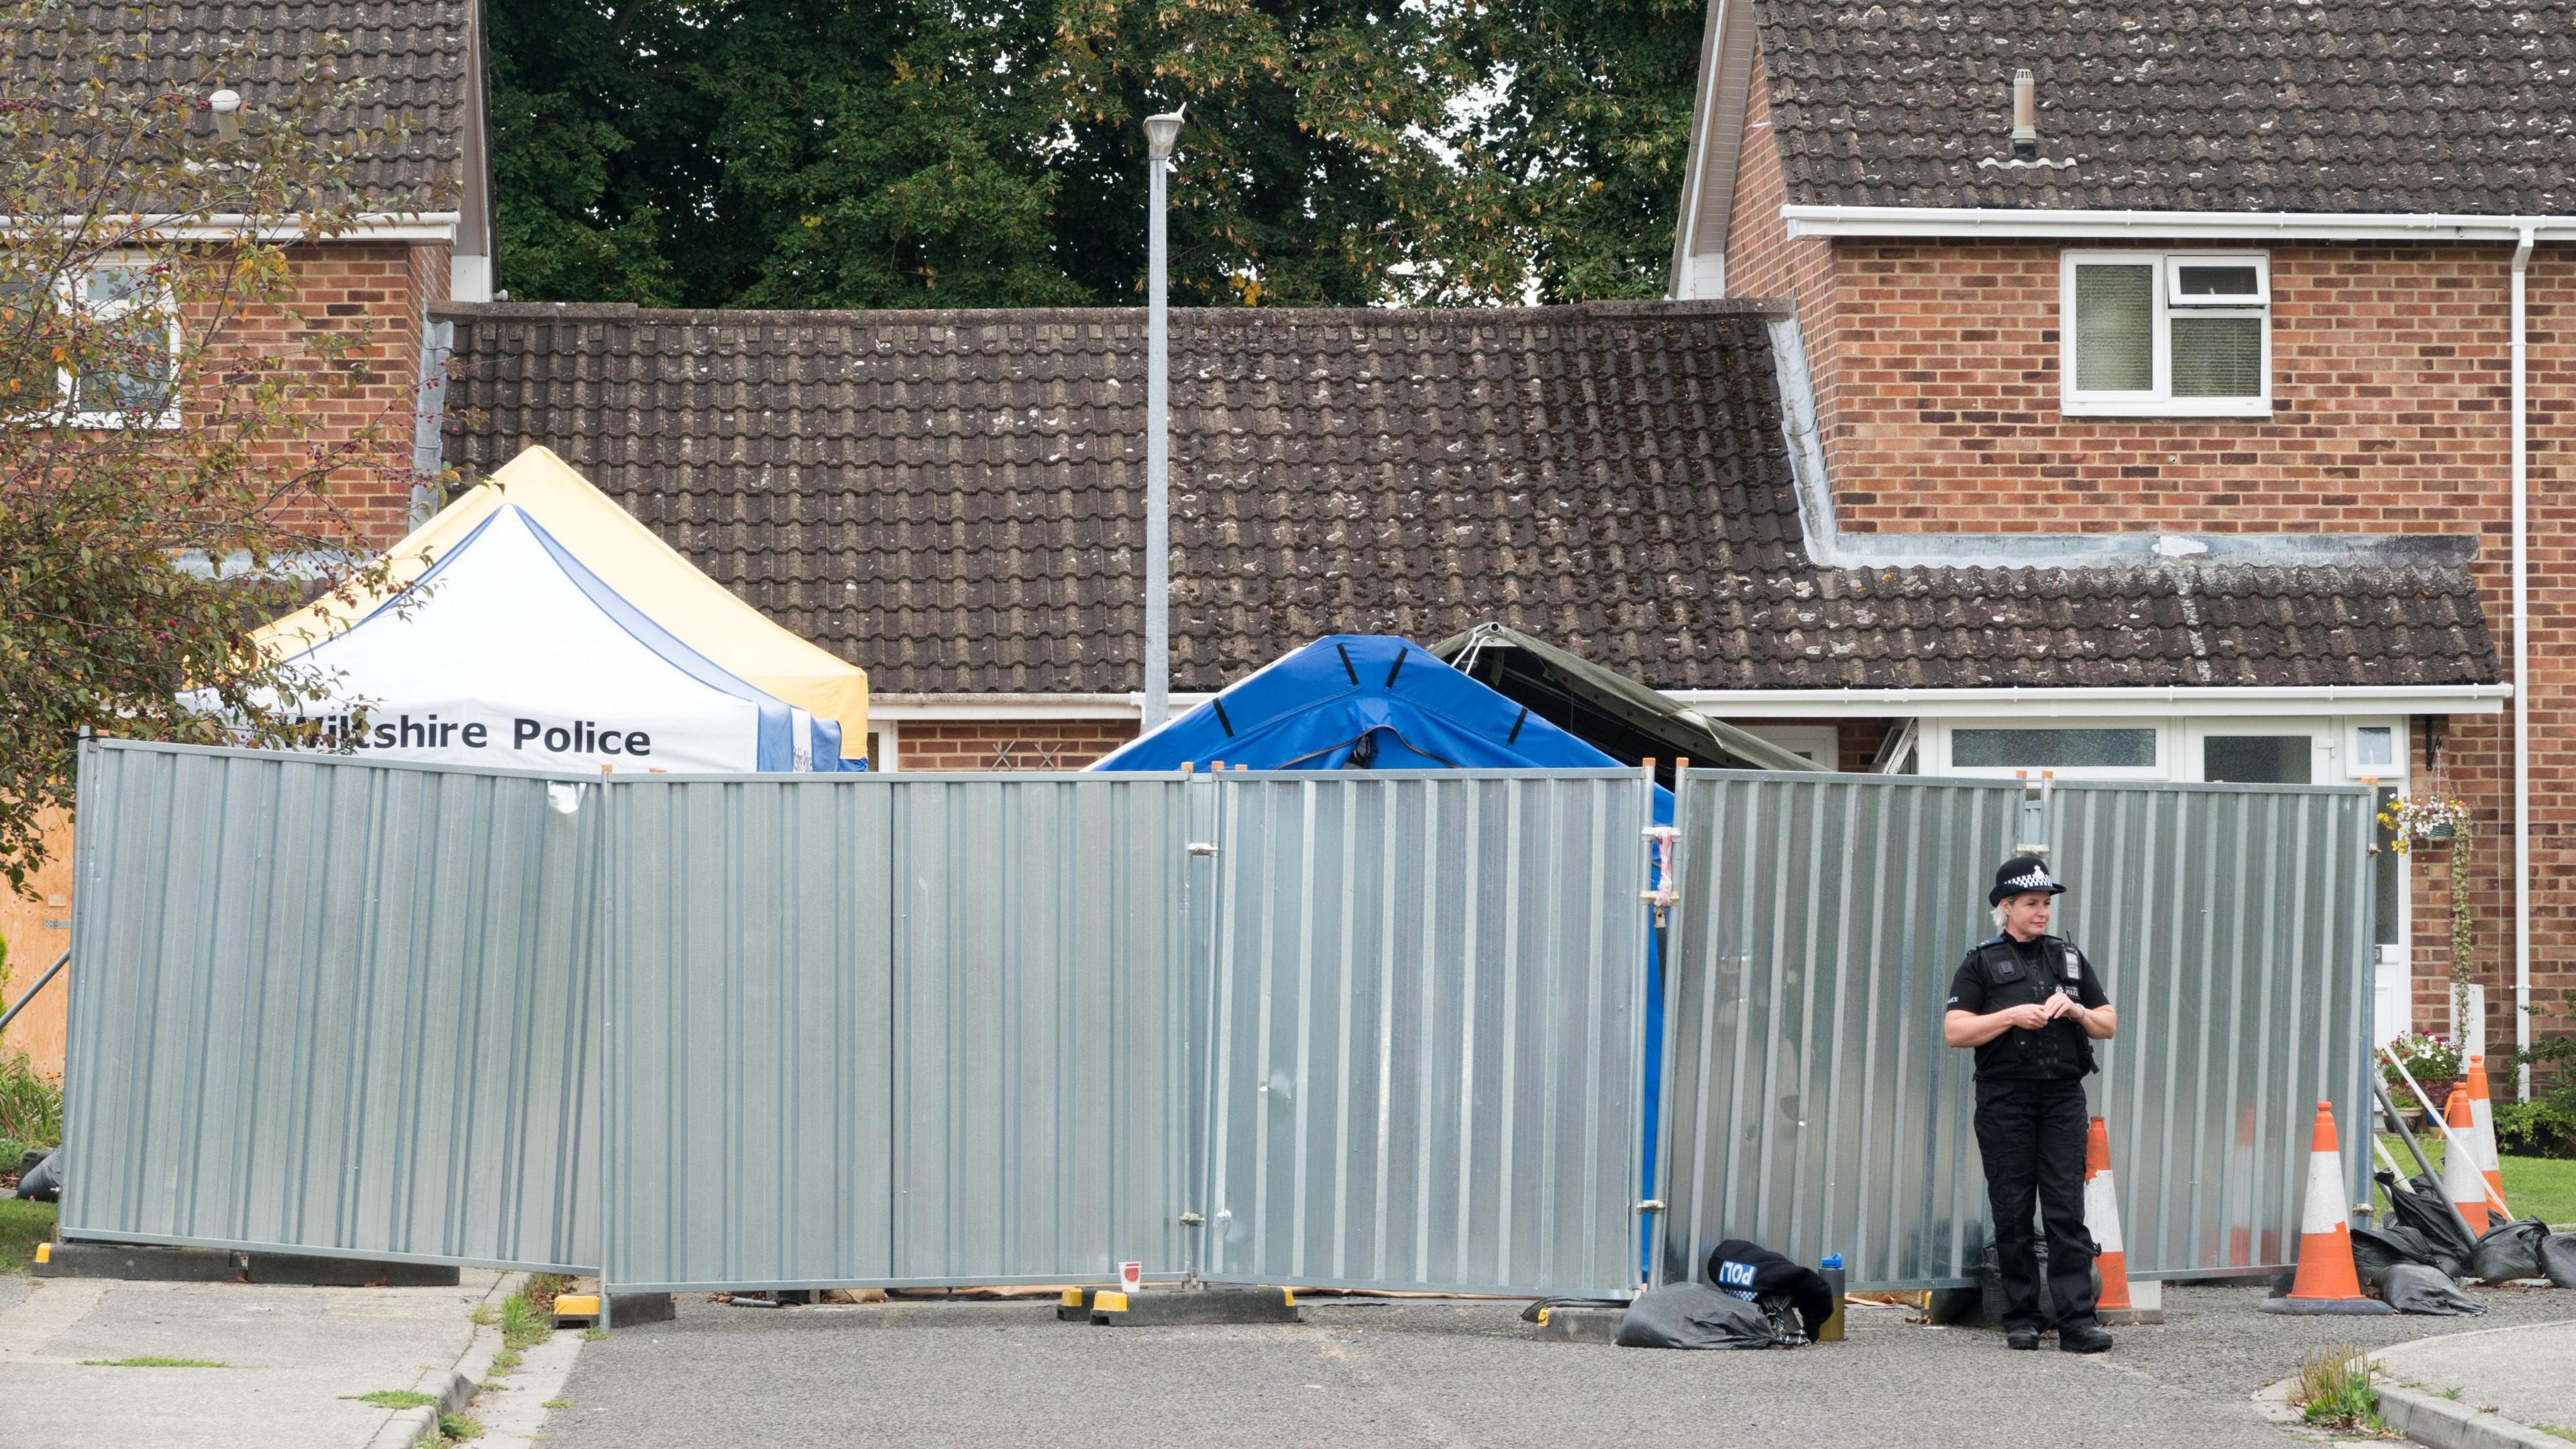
[{"xmin": 260, "ymin": 445, "xmax": 868, "ymax": 760}]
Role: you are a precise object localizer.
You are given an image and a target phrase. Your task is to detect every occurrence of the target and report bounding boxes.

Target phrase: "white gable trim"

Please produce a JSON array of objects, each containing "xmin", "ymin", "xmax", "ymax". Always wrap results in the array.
[
  {"xmin": 1666, "ymin": 0, "xmax": 1757, "ymax": 299},
  {"xmin": 1784, "ymin": 205, "xmax": 2576, "ymax": 244}
]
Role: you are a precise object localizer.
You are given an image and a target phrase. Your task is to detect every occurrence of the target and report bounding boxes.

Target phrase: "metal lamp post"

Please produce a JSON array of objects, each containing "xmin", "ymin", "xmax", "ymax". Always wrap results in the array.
[{"xmin": 1141, "ymin": 109, "xmax": 1183, "ymax": 736}]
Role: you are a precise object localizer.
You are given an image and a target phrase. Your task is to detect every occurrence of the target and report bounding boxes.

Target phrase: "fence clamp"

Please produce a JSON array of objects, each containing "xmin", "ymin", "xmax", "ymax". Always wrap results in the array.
[
  {"xmin": 1640, "ymin": 825, "xmax": 1680, "ymax": 926},
  {"xmin": 1187, "ymin": 842, "xmax": 1220, "ymax": 857},
  {"xmin": 1177, "ymin": 1211, "xmax": 1206, "ymax": 1226},
  {"xmin": 1638, "ymin": 1199, "xmax": 1666, "ymax": 1214},
  {"xmin": 2015, "ymin": 770, "xmax": 2053, "ymax": 857}
]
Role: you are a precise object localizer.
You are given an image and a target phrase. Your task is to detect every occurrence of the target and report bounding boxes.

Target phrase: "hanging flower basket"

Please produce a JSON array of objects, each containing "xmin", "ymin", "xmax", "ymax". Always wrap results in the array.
[{"xmin": 2378, "ymin": 792, "xmax": 2469, "ymax": 853}]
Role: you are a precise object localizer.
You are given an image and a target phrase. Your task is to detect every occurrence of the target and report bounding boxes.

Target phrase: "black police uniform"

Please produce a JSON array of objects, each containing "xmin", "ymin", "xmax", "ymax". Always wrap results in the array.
[{"xmin": 1946, "ymin": 922, "xmax": 2110, "ymax": 1336}]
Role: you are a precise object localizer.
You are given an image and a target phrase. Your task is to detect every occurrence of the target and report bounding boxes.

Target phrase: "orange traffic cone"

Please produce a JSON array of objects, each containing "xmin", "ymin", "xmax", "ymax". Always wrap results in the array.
[
  {"xmin": 2085, "ymin": 1118, "xmax": 2161, "ymax": 1325},
  {"xmin": 2259, "ymin": 1102, "xmax": 2392, "ymax": 1316},
  {"xmin": 2466, "ymin": 1056, "xmax": 2510, "ymax": 1217},
  {"xmin": 2442, "ymin": 1087, "xmax": 2489, "ymax": 1235}
]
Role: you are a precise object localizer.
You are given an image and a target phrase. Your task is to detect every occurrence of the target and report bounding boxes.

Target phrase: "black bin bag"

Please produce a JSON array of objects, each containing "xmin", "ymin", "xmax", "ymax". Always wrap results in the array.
[
  {"xmin": 2540, "ymin": 1234, "xmax": 2576, "ymax": 1289},
  {"xmin": 2469, "ymin": 1218, "xmax": 2553, "ymax": 1283},
  {"xmin": 2380, "ymin": 1263, "xmax": 2484, "ymax": 1316},
  {"xmin": 1615, "ymin": 1283, "xmax": 1780, "ymax": 1350},
  {"xmin": 2375, "ymin": 1170, "xmax": 2476, "ymax": 1278},
  {"xmin": 2349, "ymin": 1225, "xmax": 2436, "ymax": 1291}
]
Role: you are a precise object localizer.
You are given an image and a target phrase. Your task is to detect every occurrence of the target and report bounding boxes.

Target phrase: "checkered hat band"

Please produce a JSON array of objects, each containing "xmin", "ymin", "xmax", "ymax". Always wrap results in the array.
[{"xmin": 2005, "ymin": 871, "xmax": 2055, "ymax": 892}]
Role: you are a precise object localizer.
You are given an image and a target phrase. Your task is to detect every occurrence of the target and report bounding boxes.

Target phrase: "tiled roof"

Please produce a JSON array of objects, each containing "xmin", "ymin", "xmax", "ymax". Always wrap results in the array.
[
  {"xmin": 1750, "ymin": 1, "xmax": 2576, "ymax": 214},
  {"xmin": 23, "ymin": 3, "xmax": 474, "ymax": 201},
  {"xmin": 434, "ymin": 300, "xmax": 2499, "ymax": 695}
]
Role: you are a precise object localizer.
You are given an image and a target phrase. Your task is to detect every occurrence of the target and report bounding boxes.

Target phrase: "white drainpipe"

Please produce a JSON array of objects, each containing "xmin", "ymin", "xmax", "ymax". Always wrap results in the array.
[{"xmin": 2512, "ymin": 226, "xmax": 2534, "ymax": 1100}]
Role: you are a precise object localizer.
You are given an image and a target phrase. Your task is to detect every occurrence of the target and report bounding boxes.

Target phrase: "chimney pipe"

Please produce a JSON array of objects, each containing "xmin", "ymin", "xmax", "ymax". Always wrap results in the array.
[{"xmin": 2010, "ymin": 68, "xmax": 2038, "ymax": 159}]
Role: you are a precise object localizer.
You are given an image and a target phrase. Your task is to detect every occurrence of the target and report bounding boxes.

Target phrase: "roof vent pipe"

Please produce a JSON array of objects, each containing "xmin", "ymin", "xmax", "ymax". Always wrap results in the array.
[{"xmin": 2010, "ymin": 68, "xmax": 2038, "ymax": 160}]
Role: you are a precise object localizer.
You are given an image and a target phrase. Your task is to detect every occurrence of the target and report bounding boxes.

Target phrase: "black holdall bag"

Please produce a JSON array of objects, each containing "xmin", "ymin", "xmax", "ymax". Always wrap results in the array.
[
  {"xmin": 1705, "ymin": 1238, "xmax": 1837, "ymax": 1344},
  {"xmin": 1614, "ymin": 1283, "xmax": 1780, "ymax": 1350}
]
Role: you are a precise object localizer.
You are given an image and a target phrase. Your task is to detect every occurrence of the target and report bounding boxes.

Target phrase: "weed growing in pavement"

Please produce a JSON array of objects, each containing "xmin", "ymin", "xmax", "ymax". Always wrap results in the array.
[
  {"xmin": 2533, "ymin": 1427, "xmax": 2576, "ymax": 1443},
  {"xmin": 543, "ymin": 1400, "xmax": 574, "ymax": 1409},
  {"xmin": 500, "ymin": 1290, "xmax": 547, "ymax": 1350},
  {"xmin": 347, "ymin": 1390, "xmax": 437, "ymax": 1409},
  {"xmin": 521, "ymin": 1272, "xmax": 574, "ymax": 1314},
  {"xmin": 80, "ymin": 1356, "xmax": 230, "ymax": 1368},
  {"xmin": 468, "ymin": 1304, "xmax": 496, "ymax": 1328},
  {"xmin": 2293, "ymin": 1343, "xmax": 2381, "ymax": 1432},
  {"xmin": 579, "ymin": 1328, "xmax": 607, "ymax": 1342},
  {"xmin": 491, "ymin": 1348, "xmax": 522, "ymax": 1372},
  {"xmin": 2438, "ymin": 1387, "xmax": 2464, "ymax": 1401},
  {"xmin": 435, "ymin": 1409, "xmax": 483, "ymax": 1440}
]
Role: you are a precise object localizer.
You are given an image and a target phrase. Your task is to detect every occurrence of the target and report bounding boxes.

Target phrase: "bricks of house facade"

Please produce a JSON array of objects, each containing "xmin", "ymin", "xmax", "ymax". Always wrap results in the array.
[
  {"xmin": 885, "ymin": 720, "xmax": 1142, "ymax": 773},
  {"xmin": 225, "ymin": 239, "xmax": 453, "ymax": 548}
]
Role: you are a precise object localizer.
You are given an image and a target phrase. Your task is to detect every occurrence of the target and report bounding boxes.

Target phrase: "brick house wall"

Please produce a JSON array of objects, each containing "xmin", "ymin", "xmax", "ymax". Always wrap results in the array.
[
  {"xmin": 1717, "ymin": 64, "xmax": 2576, "ymax": 1056},
  {"xmin": 215, "ymin": 239, "xmax": 449, "ymax": 547},
  {"xmin": 890, "ymin": 720, "xmax": 1140, "ymax": 772},
  {"xmin": 1721, "ymin": 55, "xmax": 1841, "ymax": 449}
]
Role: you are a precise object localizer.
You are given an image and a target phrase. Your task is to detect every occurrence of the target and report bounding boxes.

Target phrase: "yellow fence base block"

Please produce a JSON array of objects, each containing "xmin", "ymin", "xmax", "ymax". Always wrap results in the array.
[{"xmin": 1089, "ymin": 1287, "xmax": 1301, "ymax": 1327}]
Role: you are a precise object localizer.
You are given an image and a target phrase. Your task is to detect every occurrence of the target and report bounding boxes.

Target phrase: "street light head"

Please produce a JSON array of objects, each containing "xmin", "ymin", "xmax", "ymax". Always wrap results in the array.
[{"xmin": 1144, "ymin": 110, "xmax": 1185, "ymax": 158}]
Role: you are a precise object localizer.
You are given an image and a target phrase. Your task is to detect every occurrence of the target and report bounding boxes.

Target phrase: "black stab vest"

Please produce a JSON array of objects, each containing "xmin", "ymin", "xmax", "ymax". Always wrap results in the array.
[{"xmin": 1967, "ymin": 934, "xmax": 2096, "ymax": 1082}]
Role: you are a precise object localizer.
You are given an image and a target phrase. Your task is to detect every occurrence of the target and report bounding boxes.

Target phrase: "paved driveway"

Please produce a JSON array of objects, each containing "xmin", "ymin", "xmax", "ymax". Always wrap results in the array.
[{"xmin": 536, "ymin": 1284, "xmax": 2576, "ymax": 1449}]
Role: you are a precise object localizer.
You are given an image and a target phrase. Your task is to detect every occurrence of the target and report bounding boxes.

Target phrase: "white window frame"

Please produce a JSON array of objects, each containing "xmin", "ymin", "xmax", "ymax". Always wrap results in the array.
[
  {"xmin": 2184, "ymin": 716, "xmax": 2333, "ymax": 786},
  {"xmin": 2060, "ymin": 250, "xmax": 2271, "ymax": 419},
  {"xmin": 865, "ymin": 720, "xmax": 899, "ymax": 772},
  {"xmin": 50, "ymin": 259, "xmax": 182, "ymax": 430},
  {"xmin": 1922, "ymin": 718, "xmax": 2173, "ymax": 781}
]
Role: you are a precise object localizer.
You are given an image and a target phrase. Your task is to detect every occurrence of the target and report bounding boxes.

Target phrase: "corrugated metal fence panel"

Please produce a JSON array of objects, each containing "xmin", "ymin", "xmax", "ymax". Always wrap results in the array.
[
  {"xmin": 2048, "ymin": 782, "xmax": 2374, "ymax": 1280},
  {"xmin": 1656, "ymin": 773, "xmax": 2016, "ymax": 1290},
  {"xmin": 60, "ymin": 742, "xmax": 601, "ymax": 1271},
  {"xmin": 1200, "ymin": 771, "xmax": 1650, "ymax": 1298},
  {"xmin": 888, "ymin": 775, "xmax": 1197, "ymax": 1285},
  {"xmin": 598, "ymin": 774, "xmax": 1197, "ymax": 1292},
  {"xmin": 598, "ymin": 776, "xmax": 897, "ymax": 1290}
]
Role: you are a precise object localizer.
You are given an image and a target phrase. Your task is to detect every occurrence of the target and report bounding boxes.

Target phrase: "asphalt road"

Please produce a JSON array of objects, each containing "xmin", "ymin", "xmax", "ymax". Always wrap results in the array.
[{"xmin": 537, "ymin": 1283, "xmax": 2576, "ymax": 1449}]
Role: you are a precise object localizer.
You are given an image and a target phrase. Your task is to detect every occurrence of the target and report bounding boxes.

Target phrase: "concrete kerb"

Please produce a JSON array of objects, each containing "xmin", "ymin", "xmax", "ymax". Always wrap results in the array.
[
  {"xmin": 2374, "ymin": 1383, "xmax": 2570, "ymax": 1449},
  {"xmin": 364, "ymin": 1271, "xmax": 521, "ymax": 1449},
  {"xmin": 2366, "ymin": 1319, "xmax": 2576, "ymax": 1449}
]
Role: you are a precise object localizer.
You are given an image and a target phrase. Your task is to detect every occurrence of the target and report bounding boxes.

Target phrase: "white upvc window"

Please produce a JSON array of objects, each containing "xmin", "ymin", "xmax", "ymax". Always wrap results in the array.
[
  {"xmin": 2060, "ymin": 250, "xmax": 2270, "ymax": 418},
  {"xmin": 9, "ymin": 260, "xmax": 182, "ymax": 429}
]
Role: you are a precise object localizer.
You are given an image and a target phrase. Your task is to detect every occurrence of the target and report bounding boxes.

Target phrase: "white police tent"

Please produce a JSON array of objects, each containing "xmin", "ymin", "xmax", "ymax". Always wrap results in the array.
[{"xmin": 242, "ymin": 502, "xmax": 851, "ymax": 774}]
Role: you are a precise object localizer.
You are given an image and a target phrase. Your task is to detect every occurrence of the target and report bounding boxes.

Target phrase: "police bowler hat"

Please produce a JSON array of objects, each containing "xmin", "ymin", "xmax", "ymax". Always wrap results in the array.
[{"xmin": 1988, "ymin": 855, "xmax": 2067, "ymax": 906}]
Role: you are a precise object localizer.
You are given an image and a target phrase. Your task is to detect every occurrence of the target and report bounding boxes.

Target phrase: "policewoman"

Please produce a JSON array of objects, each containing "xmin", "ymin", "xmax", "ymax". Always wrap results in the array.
[{"xmin": 1943, "ymin": 856, "xmax": 2118, "ymax": 1354}]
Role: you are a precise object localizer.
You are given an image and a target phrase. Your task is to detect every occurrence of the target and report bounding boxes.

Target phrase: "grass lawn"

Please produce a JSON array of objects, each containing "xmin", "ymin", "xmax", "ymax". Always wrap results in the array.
[
  {"xmin": 2377, "ymin": 1135, "xmax": 2576, "ymax": 1228},
  {"xmin": 0, "ymin": 1198, "xmax": 54, "ymax": 1274}
]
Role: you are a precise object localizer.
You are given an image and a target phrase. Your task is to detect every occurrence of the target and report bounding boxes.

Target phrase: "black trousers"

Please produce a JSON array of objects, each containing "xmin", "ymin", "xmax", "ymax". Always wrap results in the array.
[{"xmin": 1973, "ymin": 1077, "xmax": 2097, "ymax": 1332}]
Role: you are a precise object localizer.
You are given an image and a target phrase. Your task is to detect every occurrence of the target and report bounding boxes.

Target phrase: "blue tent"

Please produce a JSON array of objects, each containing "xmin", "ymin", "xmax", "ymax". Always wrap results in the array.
[{"xmin": 1092, "ymin": 635, "xmax": 1670, "ymax": 1268}]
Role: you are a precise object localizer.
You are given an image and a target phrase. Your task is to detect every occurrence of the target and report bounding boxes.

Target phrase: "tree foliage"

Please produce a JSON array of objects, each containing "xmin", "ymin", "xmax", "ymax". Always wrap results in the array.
[
  {"xmin": 0, "ymin": 2, "xmax": 431, "ymax": 889},
  {"xmin": 489, "ymin": 0, "xmax": 1706, "ymax": 309}
]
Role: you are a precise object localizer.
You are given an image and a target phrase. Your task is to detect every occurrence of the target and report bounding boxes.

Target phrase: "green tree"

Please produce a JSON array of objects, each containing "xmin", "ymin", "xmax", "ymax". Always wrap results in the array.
[
  {"xmin": 487, "ymin": 0, "xmax": 1707, "ymax": 309},
  {"xmin": 1458, "ymin": 0, "xmax": 1707, "ymax": 302},
  {"xmin": 0, "ymin": 3, "xmax": 421, "ymax": 888}
]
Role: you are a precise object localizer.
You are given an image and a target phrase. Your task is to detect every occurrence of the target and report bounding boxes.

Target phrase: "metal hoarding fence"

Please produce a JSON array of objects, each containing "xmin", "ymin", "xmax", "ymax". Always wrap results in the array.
[
  {"xmin": 2047, "ymin": 781, "xmax": 2375, "ymax": 1279},
  {"xmin": 595, "ymin": 773, "xmax": 1202, "ymax": 1292},
  {"xmin": 59, "ymin": 741, "xmax": 602, "ymax": 1273},
  {"xmin": 1654, "ymin": 770, "xmax": 2374, "ymax": 1291},
  {"xmin": 1198, "ymin": 771, "xmax": 1651, "ymax": 1298}
]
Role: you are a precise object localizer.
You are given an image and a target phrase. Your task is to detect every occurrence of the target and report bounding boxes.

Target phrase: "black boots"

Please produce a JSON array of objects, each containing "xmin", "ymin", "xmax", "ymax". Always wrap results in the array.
[
  {"xmin": 2006, "ymin": 1328, "xmax": 2040, "ymax": 1350},
  {"xmin": 2058, "ymin": 1322, "xmax": 2114, "ymax": 1354}
]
